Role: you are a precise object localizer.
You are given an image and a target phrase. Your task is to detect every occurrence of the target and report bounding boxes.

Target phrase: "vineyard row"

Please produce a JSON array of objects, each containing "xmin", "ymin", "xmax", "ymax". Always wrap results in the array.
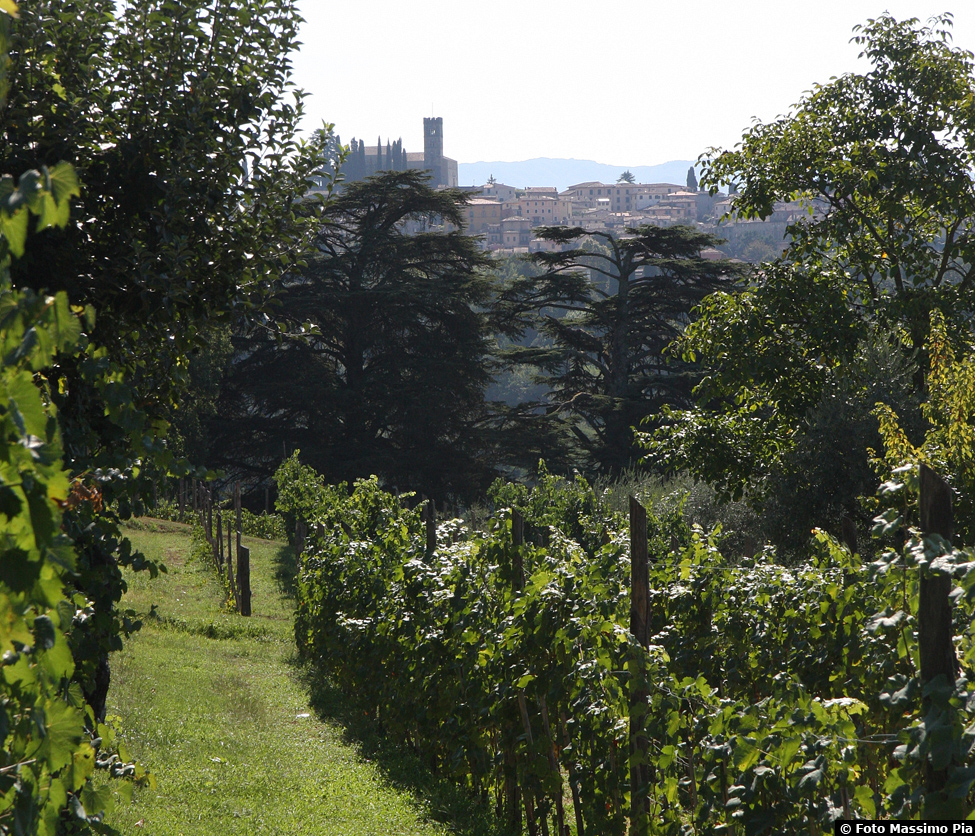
[{"xmin": 275, "ymin": 454, "xmax": 975, "ymax": 833}]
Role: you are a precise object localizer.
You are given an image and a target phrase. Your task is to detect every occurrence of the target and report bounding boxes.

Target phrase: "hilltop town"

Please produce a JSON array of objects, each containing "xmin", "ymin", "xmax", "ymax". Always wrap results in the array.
[{"xmin": 337, "ymin": 117, "xmax": 806, "ymax": 261}]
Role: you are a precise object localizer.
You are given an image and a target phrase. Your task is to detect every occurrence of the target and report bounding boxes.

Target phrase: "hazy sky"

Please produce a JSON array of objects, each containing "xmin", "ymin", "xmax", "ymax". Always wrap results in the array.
[{"xmin": 292, "ymin": 2, "xmax": 975, "ymax": 166}]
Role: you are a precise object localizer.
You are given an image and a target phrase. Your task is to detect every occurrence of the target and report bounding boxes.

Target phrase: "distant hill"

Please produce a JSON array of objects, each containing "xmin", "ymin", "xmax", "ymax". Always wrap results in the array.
[{"xmin": 457, "ymin": 158, "xmax": 700, "ymax": 191}]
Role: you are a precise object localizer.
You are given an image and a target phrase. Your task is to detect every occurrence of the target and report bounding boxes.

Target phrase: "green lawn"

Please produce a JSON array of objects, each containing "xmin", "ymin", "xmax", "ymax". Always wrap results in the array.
[{"xmin": 100, "ymin": 519, "xmax": 487, "ymax": 836}]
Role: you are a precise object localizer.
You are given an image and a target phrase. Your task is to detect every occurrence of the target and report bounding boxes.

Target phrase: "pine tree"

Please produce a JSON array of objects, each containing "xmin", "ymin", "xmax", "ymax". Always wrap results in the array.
[
  {"xmin": 213, "ymin": 171, "xmax": 501, "ymax": 499},
  {"xmin": 686, "ymin": 166, "xmax": 698, "ymax": 191},
  {"xmin": 497, "ymin": 225, "xmax": 738, "ymax": 474}
]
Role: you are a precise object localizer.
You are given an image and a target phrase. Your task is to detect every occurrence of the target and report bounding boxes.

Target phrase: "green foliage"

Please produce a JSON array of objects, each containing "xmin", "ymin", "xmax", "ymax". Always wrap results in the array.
[
  {"xmin": 0, "ymin": 259, "xmax": 94, "ymax": 836},
  {"xmin": 0, "ymin": 127, "xmax": 147, "ymax": 834},
  {"xmin": 645, "ymin": 15, "xmax": 975, "ymax": 548},
  {"xmin": 1, "ymin": 3, "xmax": 323, "ymax": 827},
  {"xmin": 3, "ymin": 0, "xmax": 334, "ymax": 477},
  {"xmin": 216, "ymin": 171, "xmax": 500, "ymax": 500},
  {"xmin": 226, "ymin": 509, "xmax": 286, "ymax": 543},
  {"xmin": 273, "ymin": 452, "xmax": 349, "ymax": 544},
  {"xmin": 874, "ymin": 310, "xmax": 975, "ymax": 541},
  {"xmin": 0, "ymin": 0, "xmax": 333, "ymax": 725},
  {"xmin": 149, "ymin": 498, "xmax": 286, "ymax": 542},
  {"xmin": 498, "ymin": 225, "xmax": 739, "ymax": 475},
  {"xmin": 284, "ymin": 452, "xmax": 975, "ymax": 832},
  {"xmin": 703, "ymin": 14, "xmax": 975, "ymax": 336}
]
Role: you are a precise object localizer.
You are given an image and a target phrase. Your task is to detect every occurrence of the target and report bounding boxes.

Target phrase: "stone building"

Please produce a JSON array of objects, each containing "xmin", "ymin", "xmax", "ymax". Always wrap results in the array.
[{"xmin": 340, "ymin": 117, "xmax": 458, "ymax": 188}]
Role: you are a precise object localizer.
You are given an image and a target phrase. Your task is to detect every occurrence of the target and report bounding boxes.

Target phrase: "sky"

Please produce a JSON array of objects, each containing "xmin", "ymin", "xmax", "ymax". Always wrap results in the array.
[{"xmin": 292, "ymin": 2, "xmax": 975, "ymax": 167}]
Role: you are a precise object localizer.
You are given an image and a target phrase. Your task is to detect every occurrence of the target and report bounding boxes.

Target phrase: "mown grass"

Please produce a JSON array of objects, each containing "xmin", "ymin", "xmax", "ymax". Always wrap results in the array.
[{"xmin": 99, "ymin": 520, "xmax": 504, "ymax": 836}]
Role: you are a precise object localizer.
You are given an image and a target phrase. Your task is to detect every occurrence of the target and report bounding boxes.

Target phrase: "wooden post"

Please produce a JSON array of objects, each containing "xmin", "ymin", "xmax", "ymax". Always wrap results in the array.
[
  {"xmin": 216, "ymin": 511, "xmax": 223, "ymax": 567},
  {"xmin": 517, "ymin": 692, "xmax": 540, "ymax": 836},
  {"xmin": 235, "ymin": 482, "xmax": 242, "ymax": 557},
  {"xmin": 206, "ymin": 486, "xmax": 213, "ymax": 545},
  {"xmin": 512, "ymin": 508, "xmax": 525, "ymax": 590},
  {"xmin": 226, "ymin": 547, "xmax": 239, "ymax": 611},
  {"xmin": 238, "ymin": 545, "xmax": 251, "ymax": 617},
  {"xmin": 178, "ymin": 478, "xmax": 185, "ymax": 522},
  {"xmin": 425, "ymin": 499, "xmax": 436, "ymax": 556},
  {"xmin": 539, "ymin": 695, "xmax": 565, "ymax": 836},
  {"xmin": 560, "ymin": 711, "xmax": 586, "ymax": 836},
  {"xmin": 227, "ymin": 512, "xmax": 232, "ymax": 566},
  {"xmin": 918, "ymin": 464, "xmax": 958, "ymax": 685},
  {"xmin": 840, "ymin": 514, "xmax": 858, "ymax": 556},
  {"xmin": 502, "ymin": 507, "xmax": 527, "ymax": 833},
  {"xmin": 265, "ymin": 485, "xmax": 270, "ymax": 515},
  {"xmin": 918, "ymin": 464, "xmax": 959, "ymax": 804},
  {"xmin": 629, "ymin": 496, "xmax": 650, "ymax": 836}
]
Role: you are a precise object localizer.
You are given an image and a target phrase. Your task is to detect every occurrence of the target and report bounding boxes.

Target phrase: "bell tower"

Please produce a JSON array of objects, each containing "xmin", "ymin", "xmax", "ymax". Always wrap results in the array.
[{"xmin": 423, "ymin": 117, "xmax": 444, "ymax": 188}]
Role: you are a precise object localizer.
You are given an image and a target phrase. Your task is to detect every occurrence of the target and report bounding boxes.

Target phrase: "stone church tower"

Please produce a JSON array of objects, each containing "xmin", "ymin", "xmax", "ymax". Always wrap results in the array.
[
  {"xmin": 423, "ymin": 117, "xmax": 445, "ymax": 188},
  {"xmin": 340, "ymin": 118, "xmax": 457, "ymax": 188}
]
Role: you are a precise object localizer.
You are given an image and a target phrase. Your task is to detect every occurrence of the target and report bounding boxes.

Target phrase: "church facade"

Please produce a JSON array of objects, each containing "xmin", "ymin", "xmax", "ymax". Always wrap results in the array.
[{"xmin": 342, "ymin": 117, "xmax": 458, "ymax": 188}]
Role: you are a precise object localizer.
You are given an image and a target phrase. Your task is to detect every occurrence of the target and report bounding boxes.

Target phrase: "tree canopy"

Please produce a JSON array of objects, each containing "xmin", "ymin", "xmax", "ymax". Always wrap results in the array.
[
  {"xmin": 703, "ymin": 13, "xmax": 975, "ymax": 347},
  {"xmin": 0, "ymin": 0, "xmax": 329, "ymax": 737},
  {"xmin": 213, "ymin": 171, "xmax": 501, "ymax": 500},
  {"xmin": 2, "ymin": 0, "xmax": 331, "ymax": 477},
  {"xmin": 646, "ymin": 13, "xmax": 973, "ymax": 545},
  {"xmin": 499, "ymin": 225, "xmax": 737, "ymax": 475}
]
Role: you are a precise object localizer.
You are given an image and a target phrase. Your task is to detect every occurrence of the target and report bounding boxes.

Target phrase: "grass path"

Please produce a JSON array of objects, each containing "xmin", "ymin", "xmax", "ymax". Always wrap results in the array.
[{"xmin": 100, "ymin": 519, "xmax": 466, "ymax": 836}]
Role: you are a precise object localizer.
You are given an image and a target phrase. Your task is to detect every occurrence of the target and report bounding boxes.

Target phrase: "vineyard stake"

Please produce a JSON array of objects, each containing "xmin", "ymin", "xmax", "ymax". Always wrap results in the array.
[
  {"xmin": 558, "ymin": 710, "xmax": 586, "ymax": 836},
  {"xmin": 235, "ymin": 481, "xmax": 242, "ymax": 557},
  {"xmin": 539, "ymin": 694, "xmax": 566, "ymax": 836},
  {"xmin": 216, "ymin": 511, "xmax": 223, "ymax": 567},
  {"xmin": 512, "ymin": 508, "xmax": 525, "ymax": 589},
  {"xmin": 226, "ymin": 537, "xmax": 237, "ymax": 610},
  {"xmin": 238, "ymin": 545, "xmax": 251, "ymax": 617},
  {"xmin": 629, "ymin": 495, "xmax": 651, "ymax": 836},
  {"xmin": 502, "ymin": 507, "xmax": 526, "ymax": 833},
  {"xmin": 206, "ymin": 485, "xmax": 213, "ymax": 545},
  {"xmin": 517, "ymin": 692, "xmax": 541, "ymax": 836}
]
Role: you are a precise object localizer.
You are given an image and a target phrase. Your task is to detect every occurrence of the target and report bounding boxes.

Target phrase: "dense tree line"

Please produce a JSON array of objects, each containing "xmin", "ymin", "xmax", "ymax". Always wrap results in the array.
[
  {"xmin": 646, "ymin": 12, "xmax": 975, "ymax": 554},
  {"xmin": 211, "ymin": 171, "xmax": 503, "ymax": 499},
  {"xmin": 191, "ymin": 172, "xmax": 734, "ymax": 500},
  {"xmin": 1, "ymin": 0, "xmax": 329, "ymax": 828}
]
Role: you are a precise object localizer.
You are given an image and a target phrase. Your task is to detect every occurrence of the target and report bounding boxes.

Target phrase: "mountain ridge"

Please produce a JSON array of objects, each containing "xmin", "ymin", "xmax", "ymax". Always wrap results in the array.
[{"xmin": 457, "ymin": 158, "xmax": 700, "ymax": 192}]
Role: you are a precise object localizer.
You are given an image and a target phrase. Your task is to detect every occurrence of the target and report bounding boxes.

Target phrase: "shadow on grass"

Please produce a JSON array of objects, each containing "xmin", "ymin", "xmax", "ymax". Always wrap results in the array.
[
  {"xmin": 272, "ymin": 543, "xmax": 298, "ymax": 599},
  {"xmin": 290, "ymin": 659, "xmax": 513, "ymax": 836},
  {"xmin": 275, "ymin": 543, "xmax": 507, "ymax": 835}
]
